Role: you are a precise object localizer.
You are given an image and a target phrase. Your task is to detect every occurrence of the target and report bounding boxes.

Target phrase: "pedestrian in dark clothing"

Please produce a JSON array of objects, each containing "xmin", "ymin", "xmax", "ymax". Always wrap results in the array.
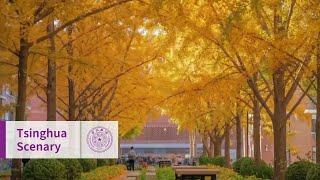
[{"xmin": 128, "ymin": 146, "xmax": 136, "ymax": 171}]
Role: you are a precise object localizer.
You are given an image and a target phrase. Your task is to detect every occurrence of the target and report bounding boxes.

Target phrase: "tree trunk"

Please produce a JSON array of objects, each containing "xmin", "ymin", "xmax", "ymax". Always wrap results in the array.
[
  {"xmin": 12, "ymin": 23, "xmax": 30, "ymax": 180},
  {"xmin": 203, "ymin": 144, "xmax": 208, "ymax": 156},
  {"xmin": 272, "ymin": 67, "xmax": 287, "ymax": 180},
  {"xmin": 316, "ymin": 33, "xmax": 320, "ymax": 163},
  {"xmin": 68, "ymin": 70, "xmax": 75, "ymax": 120},
  {"xmin": 118, "ymin": 138, "xmax": 121, "ymax": 159},
  {"xmin": 193, "ymin": 131, "xmax": 197, "ymax": 157},
  {"xmin": 225, "ymin": 124, "xmax": 231, "ymax": 168},
  {"xmin": 246, "ymin": 112, "xmax": 249, "ymax": 157},
  {"xmin": 67, "ymin": 26, "xmax": 76, "ymax": 121},
  {"xmin": 253, "ymin": 95, "xmax": 261, "ymax": 163},
  {"xmin": 213, "ymin": 138, "xmax": 222, "ymax": 157},
  {"xmin": 236, "ymin": 114, "xmax": 242, "ymax": 160},
  {"xmin": 201, "ymin": 135, "xmax": 208, "ymax": 156},
  {"xmin": 209, "ymin": 139, "xmax": 214, "ymax": 157},
  {"xmin": 47, "ymin": 21, "xmax": 56, "ymax": 121},
  {"xmin": 189, "ymin": 132, "xmax": 194, "ymax": 158}
]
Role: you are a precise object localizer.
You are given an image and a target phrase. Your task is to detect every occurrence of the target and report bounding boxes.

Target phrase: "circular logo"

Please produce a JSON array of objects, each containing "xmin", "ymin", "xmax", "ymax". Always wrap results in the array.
[{"xmin": 86, "ymin": 126, "xmax": 113, "ymax": 153}]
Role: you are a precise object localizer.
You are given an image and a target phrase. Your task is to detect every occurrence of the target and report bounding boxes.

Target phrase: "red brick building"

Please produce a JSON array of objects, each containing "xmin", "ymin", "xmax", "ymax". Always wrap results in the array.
[
  {"xmin": 121, "ymin": 116, "xmax": 200, "ymax": 155},
  {"xmin": 122, "ymin": 108, "xmax": 317, "ymax": 165}
]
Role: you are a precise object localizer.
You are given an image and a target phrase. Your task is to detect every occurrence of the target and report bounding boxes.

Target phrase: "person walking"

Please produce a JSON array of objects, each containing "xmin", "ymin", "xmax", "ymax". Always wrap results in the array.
[{"xmin": 128, "ymin": 146, "xmax": 136, "ymax": 171}]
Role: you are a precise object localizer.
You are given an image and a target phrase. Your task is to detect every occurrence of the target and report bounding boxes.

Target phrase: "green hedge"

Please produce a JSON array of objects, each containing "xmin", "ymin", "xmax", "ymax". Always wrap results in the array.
[
  {"xmin": 239, "ymin": 157, "xmax": 255, "ymax": 176},
  {"xmin": 97, "ymin": 159, "xmax": 108, "ymax": 167},
  {"xmin": 97, "ymin": 159, "xmax": 116, "ymax": 167},
  {"xmin": 156, "ymin": 167, "xmax": 175, "ymax": 180},
  {"xmin": 306, "ymin": 164, "xmax": 320, "ymax": 180},
  {"xmin": 23, "ymin": 159, "xmax": 66, "ymax": 180},
  {"xmin": 22, "ymin": 159, "xmax": 123, "ymax": 180},
  {"xmin": 232, "ymin": 157, "xmax": 273, "ymax": 179},
  {"xmin": 80, "ymin": 165, "xmax": 126, "ymax": 180},
  {"xmin": 79, "ymin": 159, "xmax": 97, "ymax": 172},
  {"xmin": 286, "ymin": 160, "xmax": 315, "ymax": 180},
  {"xmin": 59, "ymin": 159, "xmax": 83, "ymax": 180},
  {"xmin": 254, "ymin": 161, "xmax": 273, "ymax": 179},
  {"xmin": 232, "ymin": 158, "xmax": 242, "ymax": 172},
  {"xmin": 199, "ymin": 156, "xmax": 226, "ymax": 167}
]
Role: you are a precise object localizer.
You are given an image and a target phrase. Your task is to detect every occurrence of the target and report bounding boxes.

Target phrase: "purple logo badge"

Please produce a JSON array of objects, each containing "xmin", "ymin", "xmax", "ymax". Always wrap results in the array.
[{"xmin": 86, "ymin": 126, "xmax": 113, "ymax": 153}]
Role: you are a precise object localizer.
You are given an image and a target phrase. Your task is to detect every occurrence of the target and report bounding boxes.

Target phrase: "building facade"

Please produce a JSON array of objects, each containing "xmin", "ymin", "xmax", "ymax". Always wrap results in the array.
[{"xmin": 122, "ymin": 110, "xmax": 317, "ymax": 165}]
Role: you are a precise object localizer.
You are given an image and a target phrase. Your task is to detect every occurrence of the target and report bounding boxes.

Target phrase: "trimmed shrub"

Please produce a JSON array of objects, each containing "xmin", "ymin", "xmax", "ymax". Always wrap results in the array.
[
  {"xmin": 97, "ymin": 159, "xmax": 117, "ymax": 167},
  {"xmin": 59, "ymin": 159, "xmax": 83, "ymax": 180},
  {"xmin": 156, "ymin": 167, "xmax": 175, "ymax": 180},
  {"xmin": 286, "ymin": 160, "xmax": 315, "ymax": 180},
  {"xmin": 80, "ymin": 165, "xmax": 126, "ymax": 180},
  {"xmin": 23, "ymin": 159, "xmax": 66, "ymax": 180},
  {"xmin": 199, "ymin": 156, "xmax": 226, "ymax": 167},
  {"xmin": 79, "ymin": 159, "xmax": 97, "ymax": 172},
  {"xmin": 239, "ymin": 157, "xmax": 255, "ymax": 177},
  {"xmin": 254, "ymin": 161, "xmax": 273, "ymax": 179},
  {"xmin": 232, "ymin": 157, "xmax": 254, "ymax": 174},
  {"xmin": 233, "ymin": 157, "xmax": 251, "ymax": 173},
  {"xmin": 232, "ymin": 158, "xmax": 242, "ymax": 172},
  {"xmin": 232, "ymin": 157, "xmax": 272, "ymax": 179},
  {"xmin": 306, "ymin": 164, "xmax": 320, "ymax": 180},
  {"xmin": 212, "ymin": 156, "xmax": 226, "ymax": 167},
  {"xmin": 97, "ymin": 159, "xmax": 108, "ymax": 167},
  {"xmin": 199, "ymin": 156, "xmax": 210, "ymax": 165},
  {"xmin": 107, "ymin": 159, "xmax": 116, "ymax": 166}
]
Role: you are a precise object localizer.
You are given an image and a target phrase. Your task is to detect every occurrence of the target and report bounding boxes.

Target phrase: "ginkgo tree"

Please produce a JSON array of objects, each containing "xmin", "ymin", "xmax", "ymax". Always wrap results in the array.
[
  {"xmin": 150, "ymin": 31, "xmax": 247, "ymax": 166},
  {"xmin": 153, "ymin": 0, "xmax": 319, "ymax": 179},
  {"xmin": 0, "ymin": 0, "xmax": 319, "ymax": 179},
  {"xmin": 158, "ymin": 73, "xmax": 244, "ymax": 167},
  {"xmin": 0, "ymin": 0, "xmax": 160, "ymax": 179}
]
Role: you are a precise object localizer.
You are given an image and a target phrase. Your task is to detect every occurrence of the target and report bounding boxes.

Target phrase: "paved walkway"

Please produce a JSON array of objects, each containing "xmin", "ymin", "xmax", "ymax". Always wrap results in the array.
[
  {"xmin": 126, "ymin": 171, "xmax": 140, "ymax": 180},
  {"xmin": 126, "ymin": 166, "xmax": 156, "ymax": 180},
  {"xmin": 146, "ymin": 166, "xmax": 156, "ymax": 180}
]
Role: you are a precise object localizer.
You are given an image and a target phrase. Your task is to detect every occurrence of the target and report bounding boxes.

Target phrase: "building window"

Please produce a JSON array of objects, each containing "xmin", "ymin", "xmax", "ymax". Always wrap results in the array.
[{"xmin": 312, "ymin": 114, "xmax": 316, "ymax": 133}]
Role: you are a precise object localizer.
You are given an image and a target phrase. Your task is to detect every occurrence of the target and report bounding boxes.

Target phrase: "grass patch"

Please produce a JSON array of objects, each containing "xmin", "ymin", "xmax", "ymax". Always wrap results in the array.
[
  {"xmin": 156, "ymin": 167, "xmax": 175, "ymax": 180},
  {"xmin": 139, "ymin": 168, "xmax": 147, "ymax": 180}
]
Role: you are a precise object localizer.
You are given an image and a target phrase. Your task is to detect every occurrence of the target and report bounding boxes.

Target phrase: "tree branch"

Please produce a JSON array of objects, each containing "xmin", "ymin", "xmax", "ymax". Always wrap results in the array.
[
  {"xmin": 286, "ymin": 0, "xmax": 296, "ymax": 32},
  {"xmin": 33, "ymin": 0, "xmax": 133, "ymax": 45},
  {"xmin": 96, "ymin": 80, "xmax": 119, "ymax": 119},
  {"xmin": 286, "ymin": 77, "xmax": 315, "ymax": 119},
  {"xmin": 0, "ymin": 59, "xmax": 17, "ymax": 67},
  {"xmin": 36, "ymin": 92, "xmax": 68, "ymax": 120},
  {"xmin": 284, "ymin": 54, "xmax": 312, "ymax": 106}
]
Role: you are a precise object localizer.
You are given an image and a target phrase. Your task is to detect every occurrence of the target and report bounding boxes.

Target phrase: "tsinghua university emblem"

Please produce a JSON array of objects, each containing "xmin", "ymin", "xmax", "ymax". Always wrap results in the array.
[{"xmin": 86, "ymin": 126, "xmax": 113, "ymax": 153}]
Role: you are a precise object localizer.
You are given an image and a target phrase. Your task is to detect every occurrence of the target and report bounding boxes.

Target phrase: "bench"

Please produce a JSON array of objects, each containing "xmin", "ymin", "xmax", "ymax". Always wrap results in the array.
[
  {"xmin": 174, "ymin": 166, "xmax": 219, "ymax": 180},
  {"xmin": 158, "ymin": 160, "xmax": 171, "ymax": 168},
  {"xmin": 173, "ymin": 165, "xmax": 207, "ymax": 169}
]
